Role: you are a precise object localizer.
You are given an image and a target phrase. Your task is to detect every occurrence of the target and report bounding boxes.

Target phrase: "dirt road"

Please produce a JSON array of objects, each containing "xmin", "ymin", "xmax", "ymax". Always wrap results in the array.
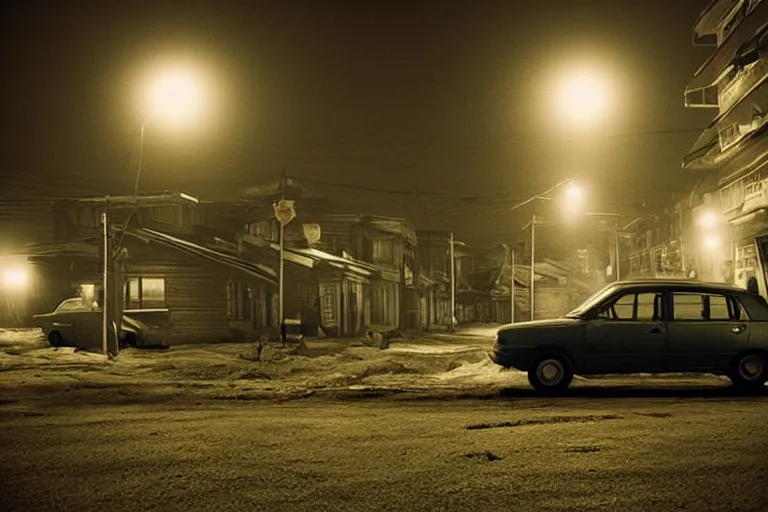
[
  {"xmin": 2, "ymin": 328, "xmax": 768, "ymax": 511},
  {"xmin": 2, "ymin": 389, "xmax": 768, "ymax": 512}
]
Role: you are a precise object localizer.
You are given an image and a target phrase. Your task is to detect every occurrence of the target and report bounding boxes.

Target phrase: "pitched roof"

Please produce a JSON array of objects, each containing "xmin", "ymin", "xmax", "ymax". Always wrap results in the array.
[
  {"xmin": 239, "ymin": 233, "xmax": 375, "ymax": 279},
  {"xmin": 137, "ymin": 229, "xmax": 278, "ymax": 285}
]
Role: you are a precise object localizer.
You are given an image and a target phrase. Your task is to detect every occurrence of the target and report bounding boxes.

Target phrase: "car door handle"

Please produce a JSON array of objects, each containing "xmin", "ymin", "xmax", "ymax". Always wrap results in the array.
[
  {"xmin": 732, "ymin": 325, "xmax": 746, "ymax": 334},
  {"xmin": 649, "ymin": 327, "xmax": 662, "ymax": 334}
]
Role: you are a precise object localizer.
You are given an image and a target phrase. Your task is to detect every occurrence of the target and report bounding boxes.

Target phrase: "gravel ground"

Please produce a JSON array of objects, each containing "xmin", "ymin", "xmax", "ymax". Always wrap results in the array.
[
  {"xmin": 2, "ymin": 327, "xmax": 768, "ymax": 511},
  {"xmin": 1, "ymin": 394, "xmax": 768, "ymax": 512}
]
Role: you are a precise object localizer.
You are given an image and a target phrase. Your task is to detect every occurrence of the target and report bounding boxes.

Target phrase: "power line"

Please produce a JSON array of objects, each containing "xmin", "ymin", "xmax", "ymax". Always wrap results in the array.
[
  {"xmin": 242, "ymin": 126, "xmax": 708, "ymax": 152},
  {"xmin": 287, "ymin": 175, "xmax": 691, "ymax": 202}
]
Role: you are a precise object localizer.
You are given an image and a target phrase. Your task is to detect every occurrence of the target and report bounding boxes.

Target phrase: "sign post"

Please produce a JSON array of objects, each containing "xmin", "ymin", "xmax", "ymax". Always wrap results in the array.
[{"xmin": 274, "ymin": 198, "xmax": 296, "ymax": 345}]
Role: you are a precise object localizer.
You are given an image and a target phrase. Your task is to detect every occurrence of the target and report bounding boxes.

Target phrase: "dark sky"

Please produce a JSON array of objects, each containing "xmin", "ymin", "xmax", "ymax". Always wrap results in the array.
[{"xmin": 1, "ymin": 0, "xmax": 713, "ymax": 241}]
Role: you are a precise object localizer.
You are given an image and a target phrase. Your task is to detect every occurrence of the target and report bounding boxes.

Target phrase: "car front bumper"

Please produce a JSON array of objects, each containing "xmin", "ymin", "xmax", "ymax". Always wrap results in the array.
[{"xmin": 488, "ymin": 342, "xmax": 534, "ymax": 371}]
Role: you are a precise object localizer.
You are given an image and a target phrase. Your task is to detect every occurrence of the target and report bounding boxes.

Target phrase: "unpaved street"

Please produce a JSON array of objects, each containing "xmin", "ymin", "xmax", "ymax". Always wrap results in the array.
[
  {"xmin": 1, "ymin": 328, "xmax": 768, "ymax": 511},
  {"xmin": 2, "ymin": 392, "xmax": 768, "ymax": 512}
]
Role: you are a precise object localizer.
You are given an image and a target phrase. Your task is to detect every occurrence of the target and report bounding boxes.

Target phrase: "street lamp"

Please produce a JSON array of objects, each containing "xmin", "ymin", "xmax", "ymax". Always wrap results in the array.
[
  {"xmin": 513, "ymin": 179, "xmax": 582, "ymax": 321},
  {"xmin": 101, "ymin": 66, "xmax": 207, "ymax": 357},
  {"xmin": 696, "ymin": 208, "xmax": 724, "ymax": 282},
  {"xmin": 2, "ymin": 268, "xmax": 29, "ymax": 291},
  {"xmin": 136, "ymin": 67, "xmax": 206, "ymax": 196}
]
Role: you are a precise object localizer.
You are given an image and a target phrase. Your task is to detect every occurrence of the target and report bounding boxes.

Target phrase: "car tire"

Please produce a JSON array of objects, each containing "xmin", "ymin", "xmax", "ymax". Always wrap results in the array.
[
  {"xmin": 728, "ymin": 352, "xmax": 768, "ymax": 390},
  {"xmin": 48, "ymin": 331, "xmax": 64, "ymax": 348},
  {"xmin": 528, "ymin": 354, "xmax": 574, "ymax": 393},
  {"xmin": 121, "ymin": 333, "xmax": 138, "ymax": 349}
]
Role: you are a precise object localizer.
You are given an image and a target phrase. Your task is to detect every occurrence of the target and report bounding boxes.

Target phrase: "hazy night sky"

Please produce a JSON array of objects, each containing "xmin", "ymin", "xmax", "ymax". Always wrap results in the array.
[{"xmin": 1, "ymin": 0, "xmax": 713, "ymax": 241}]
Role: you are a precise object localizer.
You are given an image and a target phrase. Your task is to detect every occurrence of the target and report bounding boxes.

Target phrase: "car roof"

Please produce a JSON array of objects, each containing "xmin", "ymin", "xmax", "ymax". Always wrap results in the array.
[{"xmin": 611, "ymin": 279, "xmax": 747, "ymax": 295}]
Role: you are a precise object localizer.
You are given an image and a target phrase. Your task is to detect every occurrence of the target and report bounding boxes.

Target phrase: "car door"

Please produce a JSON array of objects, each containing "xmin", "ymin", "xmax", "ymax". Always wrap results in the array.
[
  {"xmin": 584, "ymin": 290, "xmax": 667, "ymax": 374},
  {"xmin": 666, "ymin": 290, "xmax": 750, "ymax": 371}
]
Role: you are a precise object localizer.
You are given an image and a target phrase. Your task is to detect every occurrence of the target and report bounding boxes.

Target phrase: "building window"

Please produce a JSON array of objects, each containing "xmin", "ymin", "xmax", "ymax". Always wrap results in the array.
[
  {"xmin": 124, "ymin": 277, "xmax": 166, "ymax": 309},
  {"xmin": 226, "ymin": 281, "xmax": 239, "ymax": 319},
  {"xmin": 226, "ymin": 281, "xmax": 252, "ymax": 320}
]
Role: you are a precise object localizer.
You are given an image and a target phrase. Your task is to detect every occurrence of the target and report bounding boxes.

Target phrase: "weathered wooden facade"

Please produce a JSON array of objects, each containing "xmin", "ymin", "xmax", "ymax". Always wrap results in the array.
[
  {"xmin": 238, "ymin": 233, "xmax": 375, "ymax": 337},
  {"xmin": 26, "ymin": 193, "xmax": 279, "ymax": 344},
  {"xmin": 240, "ymin": 180, "xmax": 420, "ymax": 333},
  {"xmin": 415, "ymin": 230, "xmax": 451, "ymax": 329}
]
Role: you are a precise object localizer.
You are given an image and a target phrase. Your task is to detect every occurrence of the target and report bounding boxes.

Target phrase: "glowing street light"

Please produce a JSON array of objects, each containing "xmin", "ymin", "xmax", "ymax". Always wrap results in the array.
[
  {"xmin": 514, "ymin": 179, "xmax": 582, "ymax": 320},
  {"xmin": 136, "ymin": 66, "xmax": 207, "ymax": 195},
  {"xmin": 561, "ymin": 183, "xmax": 584, "ymax": 220},
  {"xmin": 2, "ymin": 268, "xmax": 29, "ymax": 291},
  {"xmin": 148, "ymin": 68, "xmax": 206, "ymax": 129},
  {"xmin": 555, "ymin": 70, "xmax": 610, "ymax": 127},
  {"xmin": 698, "ymin": 210, "xmax": 720, "ymax": 229},
  {"xmin": 704, "ymin": 235, "xmax": 721, "ymax": 251}
]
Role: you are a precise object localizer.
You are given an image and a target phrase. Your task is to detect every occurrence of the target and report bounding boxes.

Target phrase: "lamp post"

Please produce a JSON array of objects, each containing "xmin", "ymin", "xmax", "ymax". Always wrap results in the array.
[
  {"xmin": 580, "ymin": 212, "xmax": 624, "ymax": 281},
  {"xmin": 101, "ymin": 67, "xmax": 206, "ymax": 357},
  {"xmin": 449, "ymin": 232, "xmax": 456, "ymax": 331},
  {"xmin": 511, "ymin": 179, "xmax": 581, "ymax": 321}
]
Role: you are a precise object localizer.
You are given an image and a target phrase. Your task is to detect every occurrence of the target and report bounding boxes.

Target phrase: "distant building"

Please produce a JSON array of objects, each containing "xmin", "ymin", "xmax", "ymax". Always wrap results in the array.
[{"xmin": 683, "ymin": 0, "xmax": 768, "ymax": 291}]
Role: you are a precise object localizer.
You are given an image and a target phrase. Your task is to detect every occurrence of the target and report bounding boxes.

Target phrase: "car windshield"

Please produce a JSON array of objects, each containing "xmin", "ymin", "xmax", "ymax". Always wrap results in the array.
[{"xmin": 565, "ymin": 283, "xmax": 621, "ymax": 318}]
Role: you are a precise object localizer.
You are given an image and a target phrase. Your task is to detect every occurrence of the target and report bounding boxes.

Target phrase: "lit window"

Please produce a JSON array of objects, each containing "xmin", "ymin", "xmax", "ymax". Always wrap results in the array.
[{"xmin": 124, "ymin": 277, "xmax": 166, "ymax": 309}]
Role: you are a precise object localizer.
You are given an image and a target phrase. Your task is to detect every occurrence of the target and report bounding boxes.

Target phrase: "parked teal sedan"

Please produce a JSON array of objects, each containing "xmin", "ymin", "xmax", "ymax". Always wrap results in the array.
[{"xmin": 489, "ymin": 280, "xmax": 768, "ymax": 393}]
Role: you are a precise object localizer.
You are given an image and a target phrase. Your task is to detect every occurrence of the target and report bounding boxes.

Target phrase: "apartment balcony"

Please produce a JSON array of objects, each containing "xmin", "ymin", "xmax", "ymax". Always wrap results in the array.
[
  {"xmin": 683, "ymin": 125, "xmax": 721, "ymax": 170},
  {"xmin": 741, "ymin": 177, "xmax": 768, "ymax": 213},
  {"xmin": 718, "ymin": 48, "xmax": 768, "ymax": 114},
  {"xmin": 693, "ymin": 0, "xmax": 740, "ymax": 46},
  {"xmin": 685, "ymin": 0, "xmax": 768, "ymax": 107}
]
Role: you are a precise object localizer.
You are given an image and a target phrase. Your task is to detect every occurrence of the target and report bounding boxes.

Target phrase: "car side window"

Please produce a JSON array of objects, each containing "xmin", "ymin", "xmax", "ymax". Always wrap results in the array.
[
  {"xmin": 597, "ymin": 292, "xmax": 661, "ymax": 321},
  {"xmin": 636, "ymin": 293, "xmax": 658, "ymax": 321},
  {"xmin": 730, "ymin": 298, "xmax": 750, "ymax": 320},
  {"xmin": 709, "ymin": 294, "xmax": 731, "ymax": 321},
  {"xmin": 673, "ymin": 292, "xmax": 742, "ymax": 321},
  {"xmin": 611, "ymin": 294, "xmax": 635, "ymax": 320}
]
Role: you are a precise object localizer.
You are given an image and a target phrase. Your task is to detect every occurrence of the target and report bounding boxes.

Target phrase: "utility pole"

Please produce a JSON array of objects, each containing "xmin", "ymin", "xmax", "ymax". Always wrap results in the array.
[
  {"xmin": 530, "ymin": 214, "xmax": 536, "ymax": 321},
  {"xmin": 510, "ymin": 248, "xmax": 516, "ymax": 324},
  {"xmin": 101, "ymin": 197, "xmax": 109, "ymax": 357},
  {"xmin": 449, "ymin": 232, "xmax": 456, "ymax": 331},
  {"xmin": 279, "ymin": 167, "xmax": 287, "ymax": 345},
  {"xmin": 614, "ymin": 221, "xmax": 621, "ymax": 281}
]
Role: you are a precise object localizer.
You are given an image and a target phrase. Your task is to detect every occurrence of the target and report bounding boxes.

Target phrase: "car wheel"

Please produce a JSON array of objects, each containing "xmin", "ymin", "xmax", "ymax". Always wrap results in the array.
[
  {"xmin": 48, "ymin": 331, "xmax": 64, "ymax": 348},
  {"xmin": 729, "ymin": 352, "xmax": 768, "ymax": 389},
  {"xmin": 121, "ymin": 333, "xmax": 138, "ymax": 349},
  {"xmin": 528, "ymin": 354, "xmax": 574, "ymax": 393}
]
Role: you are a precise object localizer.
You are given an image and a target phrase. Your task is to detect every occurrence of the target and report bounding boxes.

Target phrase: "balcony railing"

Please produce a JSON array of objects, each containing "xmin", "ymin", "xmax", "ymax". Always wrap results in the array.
[
  {"xmin": 719, "ymin": 1, "xmax": 748, "ymax": 45},
  {"xmin": 719, "ymin": 57, "xmax": 768, "ymax": 114}
]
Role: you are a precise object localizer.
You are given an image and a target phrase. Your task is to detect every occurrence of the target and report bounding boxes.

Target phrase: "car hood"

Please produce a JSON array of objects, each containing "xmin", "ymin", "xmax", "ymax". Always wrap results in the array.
[{"xmin": 497, "ymin": 318, "xmax": 584, "ymax": 334}]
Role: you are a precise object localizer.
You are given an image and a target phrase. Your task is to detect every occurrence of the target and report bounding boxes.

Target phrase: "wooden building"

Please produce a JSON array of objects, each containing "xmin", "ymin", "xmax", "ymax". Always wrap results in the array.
[{"xmin": 26, "ymin": 193, "xmax": 278, "ymax": 345}]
